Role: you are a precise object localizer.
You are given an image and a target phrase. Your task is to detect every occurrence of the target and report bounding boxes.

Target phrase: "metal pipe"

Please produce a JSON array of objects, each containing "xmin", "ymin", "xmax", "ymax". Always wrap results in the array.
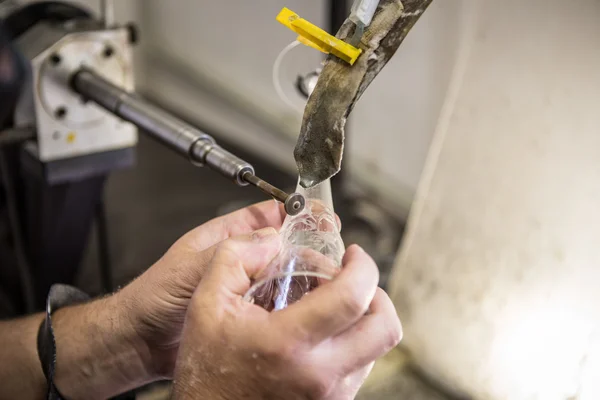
[
  {"xmin": 72, "ymin": 68, "xmax": 214, "ymax": 157},
  {"xmin": 71, "ymin": 68, "xmax": 305, "ymax": 214}
]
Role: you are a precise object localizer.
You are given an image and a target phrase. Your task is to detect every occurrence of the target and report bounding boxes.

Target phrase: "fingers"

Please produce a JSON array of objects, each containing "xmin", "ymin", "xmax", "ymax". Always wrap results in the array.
[
  {"xmin": 177, "ymin": 199, "xmax": 341, "ymax": 255},
  {"xmin": 328, "ymin": 288, "xmax": 402, "ymax": 374},
  {"xmin": 181, "ymin": 200, "xmax": 286, "ymax": 252},
  {"xmin": 273, "ymin": 245, "xmax": 379, "ymax": 345},
  {"xmin": 225, "ymin": 201, "xmax": 287, "ymax": 236},
  {"xmin": 199, "ymin": 228, "xmax": 282, "ymax": 297}
]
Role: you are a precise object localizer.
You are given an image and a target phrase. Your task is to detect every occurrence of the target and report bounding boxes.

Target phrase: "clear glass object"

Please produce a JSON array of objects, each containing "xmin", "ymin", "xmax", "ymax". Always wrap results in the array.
[{"xmin": 243, "ymin": 179, "xmax": 345, "ymax": 311}]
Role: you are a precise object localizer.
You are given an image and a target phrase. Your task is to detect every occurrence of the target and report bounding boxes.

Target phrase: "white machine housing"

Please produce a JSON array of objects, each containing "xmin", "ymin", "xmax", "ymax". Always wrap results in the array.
[{"xmin": 14, "ymin": 20, "xmax": 137, "ymax": 162}]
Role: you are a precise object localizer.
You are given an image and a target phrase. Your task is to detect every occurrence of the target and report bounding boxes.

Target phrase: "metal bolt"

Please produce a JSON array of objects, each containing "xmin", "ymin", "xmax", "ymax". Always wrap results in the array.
[
  {"xmin": 55, "ymin": 107, "xmax": 67, "ymax": 120},
  {"xmin": 102, "ymin": 46, "xmax": 114, "ymax": 58},
  {"xmin": 49, "ymin": 53, "xmax": 61, "ymax": 66}
]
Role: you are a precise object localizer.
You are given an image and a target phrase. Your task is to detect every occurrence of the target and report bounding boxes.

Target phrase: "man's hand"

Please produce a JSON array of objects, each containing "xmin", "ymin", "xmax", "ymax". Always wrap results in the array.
[
  {"xmin": 45, "ymin": 201, "xmax": 288, "ymax": 400},
  {"xmin": 118, "ymin": 201, "xmax": 287, "ymax": 378},
  {"xmin": 172, "ymin": 230, "xmax": 402, "ymax": 399}
]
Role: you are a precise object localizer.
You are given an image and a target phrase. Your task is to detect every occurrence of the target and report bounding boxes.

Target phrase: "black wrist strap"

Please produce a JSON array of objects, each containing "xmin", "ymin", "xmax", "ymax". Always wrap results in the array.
[{"xmin": 37, "ymin": 284, "xmax": 90, "ymax": 400}]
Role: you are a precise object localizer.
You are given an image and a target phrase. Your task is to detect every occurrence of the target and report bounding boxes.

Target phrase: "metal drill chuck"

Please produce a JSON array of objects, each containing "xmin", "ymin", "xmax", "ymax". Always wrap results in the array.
[{"xmin": 191, "ymin": 139, "xmax": 253, "ymax": 186}]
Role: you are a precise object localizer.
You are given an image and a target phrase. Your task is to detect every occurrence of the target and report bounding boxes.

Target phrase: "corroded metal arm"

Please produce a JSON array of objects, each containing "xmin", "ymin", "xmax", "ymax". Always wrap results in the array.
[{"xmin": 295, "ymin": 0, "xmax": 434, "ymax": 188}]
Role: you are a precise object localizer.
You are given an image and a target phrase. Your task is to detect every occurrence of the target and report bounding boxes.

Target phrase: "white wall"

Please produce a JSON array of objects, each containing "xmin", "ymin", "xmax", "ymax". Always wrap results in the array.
[
  {"xmin": 349, "ymin": 0, "xmax": 462, "ymax": 210},
  {"xmin": 390, "ymin": 0, "xmax": 600, "ymax": 398},
  {"xmin": 137, "ymin": 0, "xmax": 326, "ymax": 177},
  {"xmin": 134, "ymin": 0, "xmax": 462, "ymax": 215}
]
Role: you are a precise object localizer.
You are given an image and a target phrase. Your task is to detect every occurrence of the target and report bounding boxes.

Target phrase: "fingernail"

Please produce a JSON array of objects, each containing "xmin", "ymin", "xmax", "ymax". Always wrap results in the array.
[{"xmin": 251, "ymin": 227, "xmax": 278, "ymax": 242}]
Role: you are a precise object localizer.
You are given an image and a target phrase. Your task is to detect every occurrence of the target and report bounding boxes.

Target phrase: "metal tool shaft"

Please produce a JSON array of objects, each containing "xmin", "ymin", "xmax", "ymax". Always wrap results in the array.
[
  {"xmin": 73, "ymin": 68, "xmax": 216, "ymax": 165},
  {"xmin": 242, "ymin": 172, "xmax": 305, "ymax": 216},
  {"xmin": 71, "ymin": 68, "xmax": 305, "ymax": 214}
]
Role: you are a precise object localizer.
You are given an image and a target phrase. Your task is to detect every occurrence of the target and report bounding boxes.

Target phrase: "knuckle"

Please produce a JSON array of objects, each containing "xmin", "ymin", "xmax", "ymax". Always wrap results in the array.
[
  {"xmin": 212, "ymin": 240, "xmax": 241, "ymax": 267},
  {"xmin": 371, "ymin": 261, "xmax": 381, "ymax": 282},
  {"xmin": 307, "ymin": 374, "xmax": 335, "ymax": 399},
  {"xmin": 215, "ymin": 239, "xmax": 236, "ymax": 255},
  {"xmin": 363, "ymin": 255, "xmax": 380, "ymax": 282},
  {"xmin": 261, "ymin": 336, "xmax": 304, "ymax": 364},
  {"xmin": 384, "ymin": 316, "xmax": 403, "ymax": 350},
  {"xmin": 279, "ymin": 339, "xmax": 305, "ymax": 363},
  {"xmin": 339, "ymin": 286, "xmax": 369, "ymax": 317}
]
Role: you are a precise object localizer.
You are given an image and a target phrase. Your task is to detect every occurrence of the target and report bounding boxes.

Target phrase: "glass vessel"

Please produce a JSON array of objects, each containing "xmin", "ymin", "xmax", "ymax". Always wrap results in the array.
[{"xmin": 243, "ymin": 179, "xmax": 345, "ymax": 311}]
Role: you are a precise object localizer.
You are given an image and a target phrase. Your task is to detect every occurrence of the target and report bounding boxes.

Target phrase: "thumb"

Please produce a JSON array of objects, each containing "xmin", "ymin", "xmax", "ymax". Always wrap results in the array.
[{"xmin": 200, "ymin": 227, "xmax": 281, "ymax": 297}]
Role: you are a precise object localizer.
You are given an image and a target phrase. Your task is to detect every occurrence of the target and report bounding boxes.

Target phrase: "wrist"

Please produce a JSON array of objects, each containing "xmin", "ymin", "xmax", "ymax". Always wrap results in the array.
[
  {"xmin": 117, "ymin": 275, "xmax": 181, "ymax": 380},
  {"xmin": 0, "ymin": 314, "xmax": 47, "ymax": 399},
  {"xmin": 105, "ymin": 291, "xmax": 158, "ymax": 382},
  {"xmin": 52, "ymin": 293, "xmax": 156, "ymax": 399},
  {"xmin": 109, "ymin": 291, "xmax": 161, "ymax": 383}
]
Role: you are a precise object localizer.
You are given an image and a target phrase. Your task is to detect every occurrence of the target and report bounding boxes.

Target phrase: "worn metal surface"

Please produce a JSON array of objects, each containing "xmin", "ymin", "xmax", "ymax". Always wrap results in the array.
[
  {"xmin": 295, "ymin": 0, "xmax": 433, "ymax": 188},
  {"xmin": 389, "ymin": 0, "xmax": 600, "ymax": 399}
]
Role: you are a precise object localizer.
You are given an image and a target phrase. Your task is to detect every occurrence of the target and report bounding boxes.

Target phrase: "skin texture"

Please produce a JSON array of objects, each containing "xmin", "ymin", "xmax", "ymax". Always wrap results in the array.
[
  {"xmin": 0, "ymin": 201, "xmax": 287, "ymax": 400},
  {"xmin": 172, "ymin": 234, "xmax": 402, "ymax": 400},
  {"xmin": 115, "ymin": 201, "xmax": 289, "ymax": 381},
  {"xmin": 295, "ymin": 0, "xmax": 435, "ymax": 188},
  {"xmin": 0, "ymin": 200, "xmax": 401, "ymax": 399}
]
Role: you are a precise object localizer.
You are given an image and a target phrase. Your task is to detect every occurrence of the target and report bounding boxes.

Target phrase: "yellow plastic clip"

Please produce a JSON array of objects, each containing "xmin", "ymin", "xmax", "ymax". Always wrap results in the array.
[{"xmin": 276, "ymin": 7, "xmax": 362, "ymax": 65}]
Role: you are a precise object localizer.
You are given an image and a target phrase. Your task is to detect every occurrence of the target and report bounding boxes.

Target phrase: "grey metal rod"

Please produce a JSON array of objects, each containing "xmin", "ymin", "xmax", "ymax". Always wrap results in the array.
[
  {"xmin": 72, "ymin": 68, "xmax": 214, "ymax": 158},
  {"xmin": 243, "ymin": 172, "xmax": 305, "ymax": 216},
  {"xmin": 71, "ymin": 68, "xmax": 305, "ymax": 214},
  {"xmin": 72, "ymin": 67, "xmax": 251, "ymax": 184}
]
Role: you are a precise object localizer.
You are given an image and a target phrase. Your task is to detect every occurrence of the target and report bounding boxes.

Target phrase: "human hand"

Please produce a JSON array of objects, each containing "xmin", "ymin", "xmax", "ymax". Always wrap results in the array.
[
  {"xmin": 172, "ymin": 230, "xmax": 402, "ymax": 400},
  {"xmin": 117, "ymin": 201, "xmax": 287, "ymax": 379}
]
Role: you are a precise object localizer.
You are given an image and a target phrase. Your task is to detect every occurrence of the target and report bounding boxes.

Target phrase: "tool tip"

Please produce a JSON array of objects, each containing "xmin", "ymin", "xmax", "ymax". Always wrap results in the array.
[{"xmin": 284, "ymin": 192, "xmax": 306, "ymax": 216}]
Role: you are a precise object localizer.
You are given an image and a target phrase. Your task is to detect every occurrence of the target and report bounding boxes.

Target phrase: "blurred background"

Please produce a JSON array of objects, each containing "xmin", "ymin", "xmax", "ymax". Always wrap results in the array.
[
  {"xmin": 2, "ymin": 0, "xmax": 600, "ymax": 399},
  {"xmin": 66, "ymin": 0, "xmax": 461, "ymax": 298},
  {"xmin": 22, "ymin": 0, "xmax": 461, "ymax": 295},
  {"xmin": 70, "ymin": 0, "xmax": 459, "ymax": 294}
]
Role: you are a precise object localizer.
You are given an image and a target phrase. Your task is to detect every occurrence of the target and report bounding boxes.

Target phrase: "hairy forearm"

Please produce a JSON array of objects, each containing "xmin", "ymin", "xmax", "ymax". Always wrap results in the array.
[
  {"xmin": 53, "ymin": 292, "xmax": 155, "ymax": 399},
  {"xmin": 0, "ymin": 313, "xmax": 47, "ymax": 399},
  {"xmin": 0, "ymin": 293, "xmax": 155, "ymax": 400}
]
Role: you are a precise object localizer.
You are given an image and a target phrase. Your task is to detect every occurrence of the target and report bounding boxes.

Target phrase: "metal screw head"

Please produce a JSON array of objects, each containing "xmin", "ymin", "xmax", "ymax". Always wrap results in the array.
[
  {"xmin": 103, "ymin": 46, "xmax": 114, "ymax": 58},
  {"xmin": 49, "ymin": 53, "xmax": 61, "ymax": 66},
  {"xmin": 54, "ymin": 106, "xmax": 67, "ymax": 120}
]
